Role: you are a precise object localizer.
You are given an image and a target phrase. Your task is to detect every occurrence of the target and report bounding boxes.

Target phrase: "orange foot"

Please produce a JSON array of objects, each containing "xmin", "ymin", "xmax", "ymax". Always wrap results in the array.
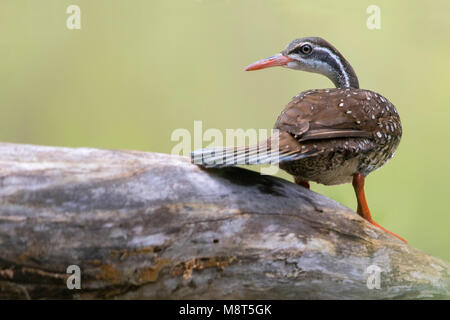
[{"xmin": 352, "ymin": 173, "xmax": 407, "ymax": 243}]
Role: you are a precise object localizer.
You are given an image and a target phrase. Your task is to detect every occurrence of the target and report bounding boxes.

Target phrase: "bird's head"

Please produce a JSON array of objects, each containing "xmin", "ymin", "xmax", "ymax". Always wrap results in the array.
[{"xmin": 245, "ymin": 37, "xmax": 359, "ymax": 88}]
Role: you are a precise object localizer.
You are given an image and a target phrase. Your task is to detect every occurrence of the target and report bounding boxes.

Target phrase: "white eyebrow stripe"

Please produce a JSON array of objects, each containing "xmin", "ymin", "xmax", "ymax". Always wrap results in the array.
[{"xmin": 313, "ymin": 47, "xmax": 350, "ymax": 87}]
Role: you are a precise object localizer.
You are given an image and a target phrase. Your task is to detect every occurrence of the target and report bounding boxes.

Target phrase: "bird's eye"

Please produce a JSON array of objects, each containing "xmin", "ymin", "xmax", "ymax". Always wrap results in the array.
[{"xmin": 299, "ymin": 44, "xmax": 312, "ymax": 54}]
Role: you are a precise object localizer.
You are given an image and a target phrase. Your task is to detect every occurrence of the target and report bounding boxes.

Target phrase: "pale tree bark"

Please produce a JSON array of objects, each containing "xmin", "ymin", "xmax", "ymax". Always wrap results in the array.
[{"xmin": 0, "ymin": 143, "xmax": 448, "ymax": 299}]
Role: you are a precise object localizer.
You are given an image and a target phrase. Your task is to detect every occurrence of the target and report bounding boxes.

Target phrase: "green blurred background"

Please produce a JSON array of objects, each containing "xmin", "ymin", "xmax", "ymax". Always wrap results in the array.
[{"xmin": 1, "ymin": 0, "xmax": 449, "ymax": 260}]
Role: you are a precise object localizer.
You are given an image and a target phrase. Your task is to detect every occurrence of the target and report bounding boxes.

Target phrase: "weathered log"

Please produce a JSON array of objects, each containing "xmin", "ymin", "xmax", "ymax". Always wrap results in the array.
[{"xmin": 0, "ymin": 142, "xmax": 448, "ymax": 299}]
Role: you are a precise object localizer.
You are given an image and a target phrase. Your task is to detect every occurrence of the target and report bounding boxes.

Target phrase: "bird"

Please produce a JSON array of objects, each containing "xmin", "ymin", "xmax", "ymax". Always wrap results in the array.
[{"xmin": 191, "ymin": 37, "xmax": 406, "ymax": 243}]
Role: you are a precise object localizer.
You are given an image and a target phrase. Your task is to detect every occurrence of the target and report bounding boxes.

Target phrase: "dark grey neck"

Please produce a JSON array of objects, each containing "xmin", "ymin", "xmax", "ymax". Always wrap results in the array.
[
  {"xmin": 325, "ymin": 52, "xmax": 359, "ymax": 89},
  {"xmin": 328, "ymin": 61, "xmax": 359, "ymax": 89},
  {"xmin": 315, "ymin": 47, "xmax": 359, "ymax": 89}
]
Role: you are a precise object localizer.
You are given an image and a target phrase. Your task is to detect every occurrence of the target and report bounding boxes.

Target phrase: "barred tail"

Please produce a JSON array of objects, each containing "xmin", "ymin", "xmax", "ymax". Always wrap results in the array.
[{"xmin": 190, "ymin": 138, "xmax": 309, "ymax": 168}]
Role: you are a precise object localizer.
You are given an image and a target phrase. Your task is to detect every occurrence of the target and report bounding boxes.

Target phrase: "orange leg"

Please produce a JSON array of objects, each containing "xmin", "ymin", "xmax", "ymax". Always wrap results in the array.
[
  {"xmin": 352, "ymin": 173, "xmax": 407, "ymax": 243},
  {"xmin": 295, "ymin": 177, "xmax": 310, "ymax": 189}
]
